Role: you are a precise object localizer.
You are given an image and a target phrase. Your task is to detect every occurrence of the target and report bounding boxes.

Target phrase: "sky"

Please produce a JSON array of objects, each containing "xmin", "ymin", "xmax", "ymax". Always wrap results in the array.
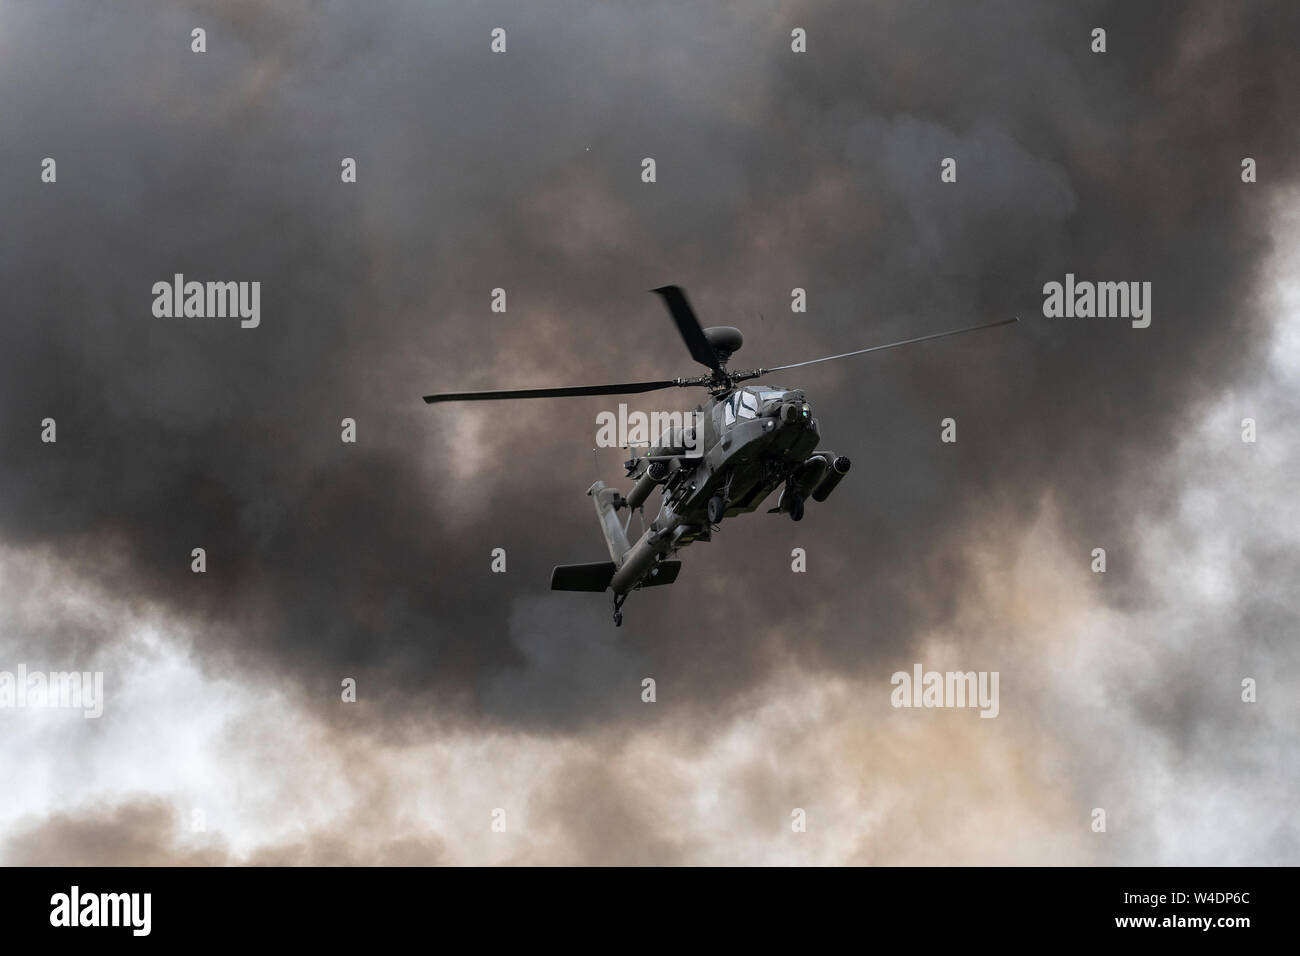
[{"xmin": 0, "ymin": 0, "xmax": 1297, "ymax": 864}]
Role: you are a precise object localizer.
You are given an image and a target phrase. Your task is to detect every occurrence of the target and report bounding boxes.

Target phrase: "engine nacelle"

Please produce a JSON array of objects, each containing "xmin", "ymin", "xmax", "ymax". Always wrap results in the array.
[
  {"xmin": 811, "ymin": 455, "xmax": 851, "ymax": 502},
  {"xmin": 649, "ymin": 422, "xmax": 699, "ymax": 458}
]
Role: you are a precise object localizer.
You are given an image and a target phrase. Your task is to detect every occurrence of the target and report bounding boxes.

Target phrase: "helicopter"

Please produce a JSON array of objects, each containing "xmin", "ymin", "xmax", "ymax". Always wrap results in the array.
[{"xmin": 424, "ymin": 286, "xmax": 1016, "ymax": 625}]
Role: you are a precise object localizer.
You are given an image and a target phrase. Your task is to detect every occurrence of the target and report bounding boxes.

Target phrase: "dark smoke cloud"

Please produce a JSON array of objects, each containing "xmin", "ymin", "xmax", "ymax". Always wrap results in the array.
[{"xmin": 1, "ymin": 0, "xmax": 1297, "ymax": 755}]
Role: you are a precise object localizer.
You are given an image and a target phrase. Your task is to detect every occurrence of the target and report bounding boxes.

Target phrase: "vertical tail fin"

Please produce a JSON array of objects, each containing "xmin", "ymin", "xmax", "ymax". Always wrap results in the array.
[{"xmin": 589, "ymin": 481, "xmax": 631, "ymax": 564}]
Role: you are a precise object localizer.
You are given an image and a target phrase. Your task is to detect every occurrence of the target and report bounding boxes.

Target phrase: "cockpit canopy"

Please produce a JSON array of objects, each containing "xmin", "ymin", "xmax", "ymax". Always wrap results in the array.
[{"xmin": 720, "ymin": 386, "xmax": 796, "ymax": 426}]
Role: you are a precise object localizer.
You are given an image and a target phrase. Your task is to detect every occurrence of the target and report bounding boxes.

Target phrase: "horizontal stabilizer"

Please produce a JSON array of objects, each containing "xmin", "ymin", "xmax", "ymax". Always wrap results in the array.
[
  {"xmin": 639, "ymin": 560, "xmax": 682, "ymax": 588},
  {"xmin": 551, "ymin": 562, "xmax": 617, "ymax": 592}
]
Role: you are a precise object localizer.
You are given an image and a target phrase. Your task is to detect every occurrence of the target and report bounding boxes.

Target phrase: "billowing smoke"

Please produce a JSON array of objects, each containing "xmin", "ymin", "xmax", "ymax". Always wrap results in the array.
[{"xmin": 1, "ymin": 0, "xmax": 1297, "ymax": 864}]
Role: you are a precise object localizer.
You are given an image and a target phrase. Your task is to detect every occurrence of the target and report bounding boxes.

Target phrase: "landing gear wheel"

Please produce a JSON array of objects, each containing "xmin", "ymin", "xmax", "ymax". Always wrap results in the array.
[
  {"xmin": 614, "ymin": 611, "xmax": 623, "ymax": 627},
  {"xmin": 707, "ymin": 495, "xmax": 726, "ymax": 524},
  {"xmin": 612, "ymin": 593, "xmax": 626, "ymax": 627},
  {"xmin": 788, "ymin": 493, "xmax": 805, "ymax": 522}
]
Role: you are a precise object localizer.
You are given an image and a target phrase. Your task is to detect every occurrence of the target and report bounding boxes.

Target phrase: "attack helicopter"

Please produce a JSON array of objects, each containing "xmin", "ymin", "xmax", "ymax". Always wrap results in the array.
[{"xmin": 424, "ymin": 286, "xmax": 1015, "ymax": 625}]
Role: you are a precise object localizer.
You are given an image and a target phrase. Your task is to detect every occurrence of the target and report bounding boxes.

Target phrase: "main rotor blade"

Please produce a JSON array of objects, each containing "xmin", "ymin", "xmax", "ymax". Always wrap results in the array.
[
  {"xmin": 762, "ymin": 317, "xmax": 1018, "ymax": 373},
  {"xmin": 423, "ymin": 379, "xmax": 682, "ymax": 404},
  {"xmin": 653, "ymin": 285, "xmax": 720, "ymax": 372}
]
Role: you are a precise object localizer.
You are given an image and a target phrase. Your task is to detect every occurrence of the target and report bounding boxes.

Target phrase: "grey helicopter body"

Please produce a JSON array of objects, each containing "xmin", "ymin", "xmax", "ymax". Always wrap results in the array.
[{"xmin": 424, "ymin": 286, "xmax": 1015, "ymax": 625}]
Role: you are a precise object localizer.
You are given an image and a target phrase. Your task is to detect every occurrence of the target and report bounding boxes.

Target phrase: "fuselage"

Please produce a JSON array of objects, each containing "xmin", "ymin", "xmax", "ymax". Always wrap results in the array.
[
  {"xmin": 610, "ymin": 384, "xmax": 825, "ymax": 594},
  {"xmin": 658, "ymin": 384, "xmax": 819, "ymax": 530}
]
